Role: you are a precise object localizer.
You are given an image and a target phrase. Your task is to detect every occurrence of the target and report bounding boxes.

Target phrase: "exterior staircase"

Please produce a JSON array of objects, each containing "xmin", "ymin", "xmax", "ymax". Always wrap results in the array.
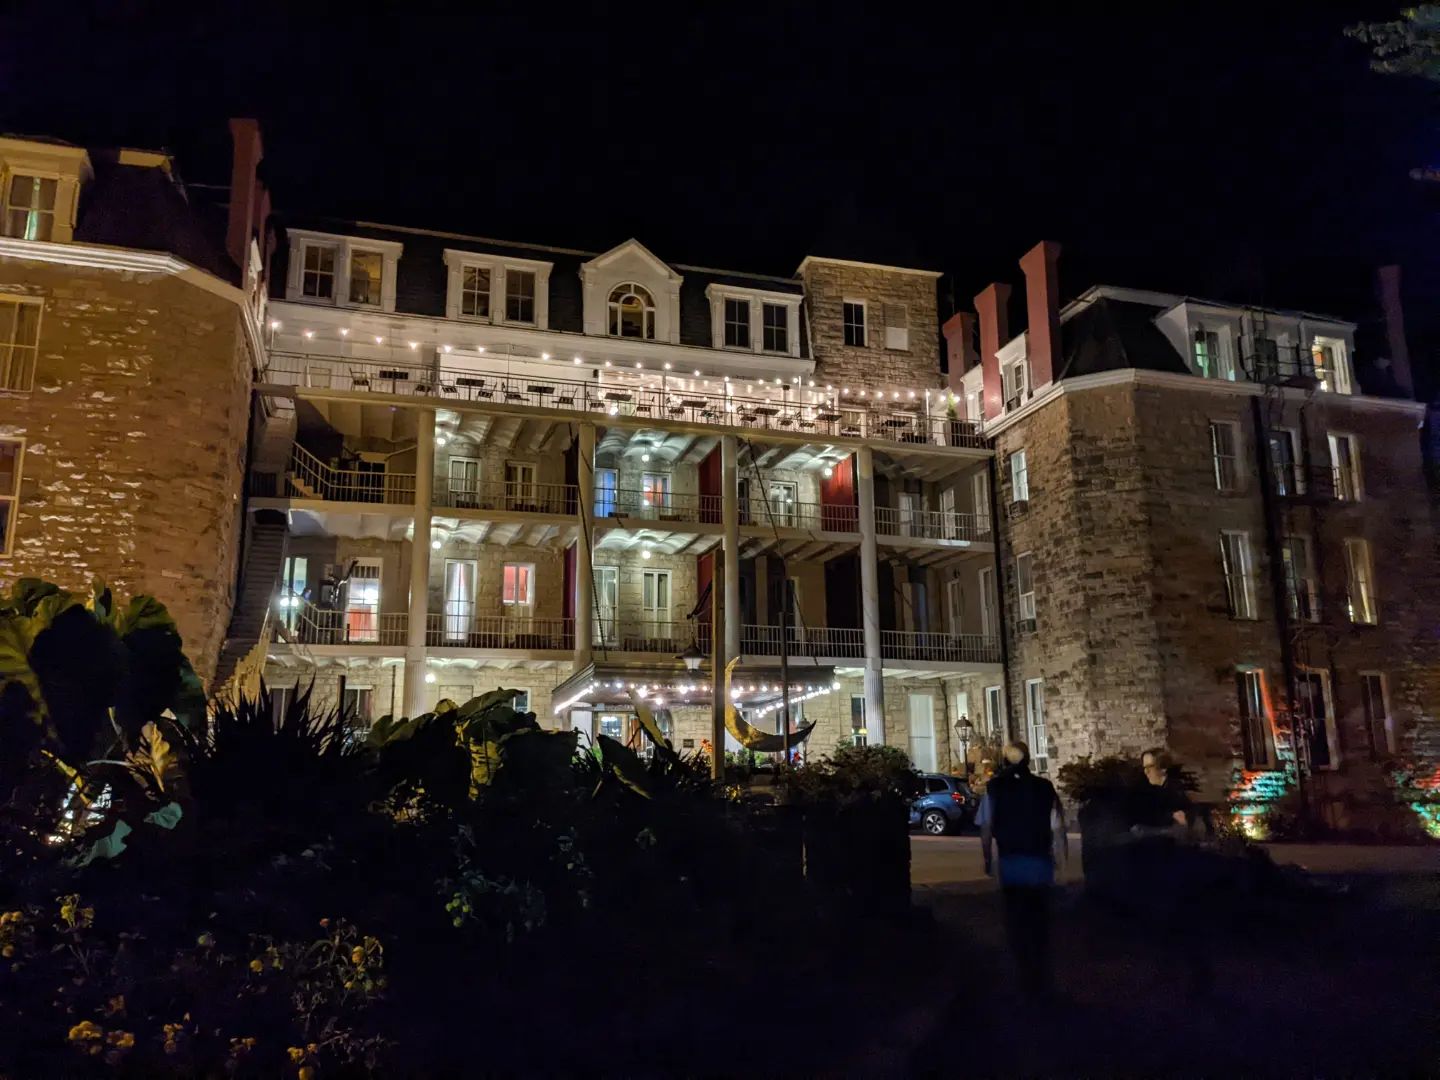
[{"xmin": 211, "ymin": 511, "xmax": 288, "ymax": 697}]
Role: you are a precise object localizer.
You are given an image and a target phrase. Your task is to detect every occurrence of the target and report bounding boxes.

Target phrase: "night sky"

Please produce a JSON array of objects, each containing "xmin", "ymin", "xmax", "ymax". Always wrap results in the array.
[{"xmin": 2, "ymin": 4, "xmax": 1437, "ymax": 367}]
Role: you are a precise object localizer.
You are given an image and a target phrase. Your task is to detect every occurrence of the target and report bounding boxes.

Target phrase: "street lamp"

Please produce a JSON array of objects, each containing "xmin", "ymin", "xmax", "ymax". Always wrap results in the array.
[{"xmin": 956, "ymin": 715, "xmax": 975, "ymax": 775}]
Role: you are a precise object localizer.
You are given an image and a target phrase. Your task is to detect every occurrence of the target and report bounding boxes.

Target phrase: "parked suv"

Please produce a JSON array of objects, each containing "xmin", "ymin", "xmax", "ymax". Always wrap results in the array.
[{"xmin": 909, "ymin": 774, "xmax": 977, "ymax": 835}]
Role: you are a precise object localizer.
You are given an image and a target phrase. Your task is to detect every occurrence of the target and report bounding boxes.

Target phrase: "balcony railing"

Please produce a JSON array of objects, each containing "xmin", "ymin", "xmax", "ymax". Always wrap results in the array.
[
  {"xmin": 593, "ymin": 618, "xmax": 694, "ymax": 653},
  {"xmin": 880, "ymin": 630, "xmax": 1001, "ymax": 664},
  {"xmin": 263, "ymin": 350, "xmax": 988, "ymax": 450},
  {"xmin": 285, "ymin": 601, "xmax": 408, "ymax": 646},
  {"xmin": 427, "ymin": 612, "xmax": 574, "ymax": 650},
  {"xmin": 600, "ymin": 488, "xmax": 719, "ymax": 525},
  {"xmin": 874, "ymin": 506, "xmax": 992, "ymax": 543},
  {"xmin": 288, "ymin": 445, "xmax": 416, "ymax": 504},
  {"xmin": 741, "ymin": 624, "xmax": 866, "ymax": 659},
  {"xmin": 434, "ymin": 477, "xmax": 577, "ymax": 515},
  {"xmin": 1272, "ymin": 463, "xmax": 1338, "ymax": 501}
]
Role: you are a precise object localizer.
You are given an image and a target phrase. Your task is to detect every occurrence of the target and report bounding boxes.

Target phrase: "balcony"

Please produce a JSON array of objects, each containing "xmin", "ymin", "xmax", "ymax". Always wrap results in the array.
[
  {"xmin": 739, "ymin": 624, "xmax": 1000, "ymax": 665},
  {"xmin": 283, "ymin": 601, "xmax": 407, "ymax": 647},
  {"xmin": 435, "ymin": 477, "xmax": 577, "ymax": 515},
  {"xmin": 262, "ymin": 351, "xmax": 989, "ymax": 451},
  {"xmin": 741, "ymin": 624, "xmax": 865, "ymax": 659},
  {"xmin": 593, "ymin": 618, "xmax": 696, "ymax": 654},
  {"xmin": 285, "ymin": 445, "xmax": 416, "ymax": 504},
  {"xmin": 428, "ymin": 612, "xmax": 574, "ymax": 651},
  {"xmin": 880, "ymin": 630, "xmax": 1000, "ymax": 664},
  {"xmin": 874, "ymin": 507, "xmax": 992, "ymax": 544}
]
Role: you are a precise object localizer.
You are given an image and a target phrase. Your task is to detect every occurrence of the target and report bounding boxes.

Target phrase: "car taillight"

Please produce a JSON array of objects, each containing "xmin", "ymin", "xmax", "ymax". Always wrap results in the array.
[{"xmin": 950, "ymin": 791, "xmax": 965, "ymax": 804}]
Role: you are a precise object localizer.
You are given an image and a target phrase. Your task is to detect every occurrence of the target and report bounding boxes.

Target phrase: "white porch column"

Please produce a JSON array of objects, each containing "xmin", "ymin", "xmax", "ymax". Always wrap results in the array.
[
  {"xmin": 403, "ymin": 407, "xmax": 436, "ymax": 718},
  {"xmin": 722, "ymin": 434, "xmax": 742, "ymax": 661},
  {"xmin": 575, "ymin": 421, "xmax": 595, "ymax": 666},
  {"xmin": 857, "ymin": 445, "xmax": 885, "ymax": 744}
]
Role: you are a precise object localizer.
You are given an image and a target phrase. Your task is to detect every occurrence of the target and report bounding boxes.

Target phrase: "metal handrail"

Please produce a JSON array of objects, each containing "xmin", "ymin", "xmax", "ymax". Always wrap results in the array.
[
  {"xmin": 434, "ymin": 476, "xmax": 578, "ymax": 514},
  {"xmin": 874, "ymin": 506, "xmax": 991, "ymax": 542},
  {"xmin": 288, "ymin": 444, "xmax": 416, "ymax": 504},
  {"xmin": 879, "ymin": 630, "xmax": 1001, "ymax": 663},
  {"xmin": 427, "ymin": 611, "xmax": 574, "ymax": 650},
  {"xmin": 741, "ymin": 624, "xmax": 866, "ymax": 659},
  {"xmin": 601, "ymin": 488, "xmax": 718, "ymax": 524},
  {"xmin": 263, "ymin": 350, "xmax": 988, "ymax": 449},
  {"xmin": 288, "ymin": 600, "xmax": 408, "ymax": 646},
  {"xmin": 593, "ymin": 618, "xmax": 692, "ymax": 651}
]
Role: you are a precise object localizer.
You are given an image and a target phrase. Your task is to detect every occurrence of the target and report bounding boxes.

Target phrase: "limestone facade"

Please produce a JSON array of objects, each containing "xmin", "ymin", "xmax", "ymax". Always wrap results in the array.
[{"xmin": 799, "ymin": 259, "xmax": 942, "ymax": 390}]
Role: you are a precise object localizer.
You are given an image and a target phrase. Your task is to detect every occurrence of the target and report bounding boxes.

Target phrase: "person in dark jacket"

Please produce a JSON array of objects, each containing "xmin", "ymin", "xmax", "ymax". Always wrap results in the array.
[{"xmin": 977, "ymin": 741, "xmax": 1068, "ymax": 997}]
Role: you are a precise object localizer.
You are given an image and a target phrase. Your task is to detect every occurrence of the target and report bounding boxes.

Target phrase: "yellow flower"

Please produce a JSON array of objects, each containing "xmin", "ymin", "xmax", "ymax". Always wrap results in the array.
[
  {"xmin": 249, "ymin": 958, "xmax": 264, "ymax": 973},
  {"xmin": 67, "ymin": 1020, "xmax": 103, "ymax": 1043},
  {"xmin": 196, "ymin": 931, "xmax": 216, "ymax": 948},
  {"xmin": 106, "ymin": 1030, "xmax": 135, "ymax": 1050},
  {"xmin": 350, "ymin": 946, "xmax": 366, "ymax": 965},
  {"xmin": 2, "ymin": 945, "xmax": 13, "ymax": 958},
  {"xmin": 164, "ymin": 1040, "xmax": 179, "ymax": 1055},
  {"xmin": 105, "ymin": 994, "xmax": 125, "ymax": 1016},
  {"xmin": 298, "ymin": 1067, "xmax": 317, "ymax": 1080},
  {"xmin": 287, "ymin": 1046, "xmax": 306, "ymax": 1064}
]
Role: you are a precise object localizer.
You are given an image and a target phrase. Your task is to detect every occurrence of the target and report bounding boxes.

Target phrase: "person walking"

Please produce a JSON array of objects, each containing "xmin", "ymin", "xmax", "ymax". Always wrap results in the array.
[{"xmin": 977, "ymin": 741, "xmax": 1068, "ymax": 997}]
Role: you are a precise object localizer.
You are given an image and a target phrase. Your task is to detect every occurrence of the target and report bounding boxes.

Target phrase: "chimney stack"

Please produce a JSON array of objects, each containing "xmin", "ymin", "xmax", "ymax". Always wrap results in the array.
[
  {"xmin": 1377, "ymin": 265, "xmax": 1414, "ymax": 399},
  {"xmin": 973, "ymin": 283, "xmax": 1011, "ymax": 420},
  {"xmin": 1018, "ymin": 240, "xmax": 1062, "ymax": 391},
  {"xmin": 226, "ymin": 118, "xmax": 267, "ymax": 282},
  {"xmin": 941, "ymin": 311, "xmax": 978, "ymax": 398}
]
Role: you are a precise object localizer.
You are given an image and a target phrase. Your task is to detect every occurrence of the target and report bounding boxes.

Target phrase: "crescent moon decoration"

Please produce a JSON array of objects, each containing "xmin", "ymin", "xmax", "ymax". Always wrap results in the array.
[
  {"xmin": 628, "ymin": 690, "xmax": 674, "ymax": 753},
  {"xmin": 723, "ymin": 657, "xmax": 816, "ymax": 753}
]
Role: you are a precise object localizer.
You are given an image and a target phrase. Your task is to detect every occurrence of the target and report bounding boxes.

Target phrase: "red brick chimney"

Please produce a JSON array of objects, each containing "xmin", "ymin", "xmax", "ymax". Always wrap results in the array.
[
  {"xmin": 1376, "ymin": 265, "xmax": 1414, "ymax": 398},
  {"xmin": 1018, "ymin": 240, "xmax": 1062, "ymax": 391},
  {"xmin": 941, "ymin": 311, "xmax": 978, "ymax": 397},
  {"xmin": 226, "ymin": 118, "xmax": 267, "ymax": 282},
  {"xmin": 973, "ymin": 283, "xmax": 1011, "ymax": 420}
]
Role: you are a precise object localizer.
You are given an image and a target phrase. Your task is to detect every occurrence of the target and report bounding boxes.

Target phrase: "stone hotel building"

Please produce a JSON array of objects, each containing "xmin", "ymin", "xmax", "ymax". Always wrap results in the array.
[{"xmin": 1, "ymin": 122, "xmax": 1436, "ymax": 828}]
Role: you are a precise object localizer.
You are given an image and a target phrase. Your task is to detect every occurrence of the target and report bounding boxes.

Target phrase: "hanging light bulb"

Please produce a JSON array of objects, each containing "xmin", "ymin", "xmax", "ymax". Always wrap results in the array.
[
  {"xmin": 408, "ymin": 341, "xmax": 419, "ymax": 350},
  {"xmin": 663, "ymin": 362, "xmax": 672, "ymax": 370},
  {"xmin": 269, "ymin": 319, "xmax": 280, "ymax": 330},
  {"xmin": 303, "ymin": 329, "xmax": 315, "ymax": 339},
  {"xmin": 425, "ymin": 672, "xmax": 437, "ymax": 684},
  {"xmin": 574, "ymin": 356, "xmax": 583, "ymax": 364},
  {"xmin": 431, "ymin": 539, "xmax": 442, "ymax": 550},
  {"xmin": 339, "ymin": 328, "xmax": 350, "ymax": 337},
  {"xmin": 542, "ymin": 352, "xmax": 551, "ymax": 360},
  {"xmin": 693, "ymin": 368, "xmax": 701, "ymax": 376}
]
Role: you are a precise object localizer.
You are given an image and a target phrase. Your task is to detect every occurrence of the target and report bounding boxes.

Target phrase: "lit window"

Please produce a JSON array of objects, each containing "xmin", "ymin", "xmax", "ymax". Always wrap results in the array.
[
  {"xmin": 1193, "ymin": 328, "xmax": 1234, "ymax": 380},
  {"xmin": 502, "ymin": 563, "xmax": 534, "ymax": 605},
  {"xmin": 0, "ymin": 296, "xmax": 41, "ymax": 392},
  {"xmin": 1210, "ymin": 421, "xmax": 1241, "ymax": 492},
  {"xmin": 641, "ymin": 472, "xmax": 671, "ymax": 510},
  {"xmin": 504, "ymin": 461, "xmax": 537, "ymax": 508},
  {"xmin": 342, "ymin": 686, "xmax": 373, "ymax": 728},
  {"xmin": 1360, "ymin": 673, "xmax": 1394, "ymax": 755},
  {"xmin": 1002, "ymin": 358, "xmax": 1027, "ymax": 410},
  {"xmin": 1328, "ymin": 433, "xmax": 1362, "ymax": 501},
  {"xmin": 1219, "ymin": 530, "xmax": 1257, "ymax": 619},
  {"xmin": 762, "ymin": 303, "xmax": 789, "ymax": 352},
  {"xmin": 594, "ymin": 468, "xmax": 617, "ymax": 517},
  {"xmin": 723, "ymin": 298, "xmax": 750, "ymax": 348},
  {"xmin": 506, "ymin": 270, "xmax": 536, "ymax": 324},
  {"xmin": 1236, "ymin": 669, "xmax": 1273, "ymax": 769},
  {"xmin": 843, "ymin": 301, "xmax": 866, "ymax": 347},
  {"xmin": 349, "ymin": 250, "xmax": 383, "ymax": 306},
  {"xmin": 301, "ymin": 244, "xmax": 336, "ymax": 299},
  {"xmin": 1345, "ymin": 537, "xmax": 1378, "ymax": 624},
  {"xmin": 512, "ymin": 690, "xmax": 531, "ymax": 713},
  {"xmin": 767, "ymin": 480, "xmax": 797, "ymax": 526},
  {"xmin": 1009, "ymin": 449, "xmax": 1029, "ymax": 502},
  {"xmin": 1310, "ymin": 337, "xmax": 1350, "ymax": 394},
  {"xmin": 883, "ymin": 303, "xmax": 910, "ymax": 351},
  {"xmin": 2, "ymin": 174, "xmax": 56, "ymax": 241},
  {"xmin": 1025, "ymin": 678, "xmax": 1047, "ymax": 773},
  {"xmin": 1281, "ymin": 535, "xmax": 1319, "ymax": 623},
  {"xmin": 1015, "ymin": 552, "xmax": 1036, "ymax": 624},
  {"xmin": 461, "ymin": 265, "xmax": 491, "ymax": 318},
  {"xmin": 607, "ymin": 282, "xmax": 655, "ymax": 339},
  {"xmin": 0, "ymin": 439, "xmax": 22, "ymax": 556},
  {"xmin": 850, "ymin": 695, "xmax": 867, "ymax": 746}
]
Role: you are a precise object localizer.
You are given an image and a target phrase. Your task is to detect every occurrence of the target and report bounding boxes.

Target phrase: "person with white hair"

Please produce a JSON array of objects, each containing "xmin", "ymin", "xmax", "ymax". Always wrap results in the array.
[{"xmin": 976, "ymin": 740, "xmax": 1068, "ymax": 997}]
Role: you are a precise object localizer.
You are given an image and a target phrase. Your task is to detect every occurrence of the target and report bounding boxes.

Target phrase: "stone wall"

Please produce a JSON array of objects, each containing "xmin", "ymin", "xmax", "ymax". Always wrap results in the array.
[
  {"xmin": 0, "ymin": 260, "xmax": 253, "ymax": 685},
  {"xmin": 799, "ymin": 261, "xmax": 941, "ymax": 391}
]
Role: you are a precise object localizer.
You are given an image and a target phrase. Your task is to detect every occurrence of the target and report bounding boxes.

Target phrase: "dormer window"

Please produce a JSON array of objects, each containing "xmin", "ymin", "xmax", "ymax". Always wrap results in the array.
[
  {"xmin": 301, "ymin": 243, "xmax": 336, "ymax": 299},
  {"xmin": 461, "ymin": 265, "xmax": 491, "ymax": 318},
  {"xmin": 724, "ymin": 298, "xmax": 750, "ymax": 348},
  {"xmin": 1192, "ymin": 327, "xmax": 1235, "ymax": 380},
  {"xmin": 608, "ymin": 283, "xmax": 655, "ymax": 339},
  {"xmin": 1002, "ymin": 356, "xmax": 1027, "ymax": 410},
  {"xmin": 443, "ymin": 249, "xmax": 552, "ymax": 328},
  {"xmin": 1310, "ymin": 336, "xmax": 1352, "ymax": 394},
  {"xmin": 507, "ymin": 270, "xmax": 537, "ymax": 324},
  {"xmin": 348, "ymin": 249, "xmax": 383, "ymax": 306},
  {"xmin": 3, "ymin": 175, "xmax": 56, "ymax": 241},
  {"xmin": 762, "ymin": 303, "xmax": 789, "ymax": 353}
]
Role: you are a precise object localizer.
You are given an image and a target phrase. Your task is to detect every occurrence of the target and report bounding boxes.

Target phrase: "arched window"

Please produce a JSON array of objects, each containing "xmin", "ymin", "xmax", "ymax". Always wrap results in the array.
[{"xmin": 608, "ymin": 283, "xmax": 655, "ymax": 339}]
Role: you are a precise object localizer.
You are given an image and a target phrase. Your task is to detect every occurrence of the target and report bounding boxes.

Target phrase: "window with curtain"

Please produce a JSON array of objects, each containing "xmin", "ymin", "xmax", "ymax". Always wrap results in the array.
[
  {"xmin": 1345, "ymin": 537, "xmax": 1378, "ymax": 624},
  {"xmin": 349, "ymin": 250, "xmax": 383, "ymax": 305},
  {"xmin": 1236, "ymin": 670, "xmax": 1273, "ymax": 769},
  {"xmin": 502, "ymin": 563, "xmax": 534, "ymax": 606},
  {"xmin": 444, "ymin": 560, "xmax": 476, "ymax": 641},
  {"xmin": 608, "ymin": 282, "xmax": 655, "ymax": 339},
  {"xmin": 3, "ymin": 174, "xmax": 56, "ymax": 241},
  {"xmin": 1210, "ymin": 421, "xmax": 1240, "ymax": 492},
  {"xmin": 1219, "ymin": 531, "xmax": 1257, "ymax": 619},
  {"xmin": 461, "ymin": 265, "xmax": 491, "ymax": 318}
]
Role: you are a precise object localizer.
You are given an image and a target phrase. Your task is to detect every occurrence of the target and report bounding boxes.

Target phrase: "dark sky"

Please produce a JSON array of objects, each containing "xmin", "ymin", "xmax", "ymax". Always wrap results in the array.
[{"xmin": 2, "ymin": 3, "xmax": 1437, "ymax": 336}]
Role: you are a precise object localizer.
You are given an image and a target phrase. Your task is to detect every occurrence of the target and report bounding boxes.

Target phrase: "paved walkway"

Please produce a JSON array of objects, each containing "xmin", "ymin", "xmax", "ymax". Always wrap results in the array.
[{"xmin": 911, "ymin": 833, "xmax": 1440, "ymax": 887}]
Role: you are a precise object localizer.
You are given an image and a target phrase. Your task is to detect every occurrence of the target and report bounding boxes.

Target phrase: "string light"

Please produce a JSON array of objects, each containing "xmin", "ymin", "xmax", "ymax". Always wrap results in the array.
[
  {"xmin": 339, "ymin": 328, "xmax": 349, "ymax": 337},
  {"xmin": 303, "ymin": 329, "xmax": 314, "ymax": 339},
  {"xmin": 574, "ymin": 356, "xmax": 583, "ymax": 364},
  {"xmin": 442, "ymin": 343, "xmax": 452, "ymax": 353},
  {"xmin": 375, "ymin": 335, "xmax": 384, "ymax": 344},
  {"xmin": 408, "ymin": 341, "xmax": 419, "ymax": 350},
  {"xmin": 663, "ymin": 362, "xmax": 672, "ymax": 370},
  {"xmin": 269, "ymin": 319, "xmax": 280, "ymax": 330},
  {"xmin": 541, "ymin": 352, "xmax": 551, "ymax": 360},
  {"xmin": 693, "ymin": 369, "xmax": 701, "ymax": 376}
]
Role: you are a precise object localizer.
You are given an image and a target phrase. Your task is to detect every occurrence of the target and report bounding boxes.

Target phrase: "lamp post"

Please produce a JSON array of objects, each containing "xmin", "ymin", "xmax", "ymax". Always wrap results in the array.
[{"xmin": 956, "ymin": 715, "xmax": 975, "ymax": 776}]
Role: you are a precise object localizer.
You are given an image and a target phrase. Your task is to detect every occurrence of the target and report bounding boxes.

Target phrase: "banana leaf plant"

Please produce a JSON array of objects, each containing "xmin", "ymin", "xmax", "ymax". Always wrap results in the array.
[{"xmin": 0, "ymin": 577, "xmax": 204, "ymax": 839}]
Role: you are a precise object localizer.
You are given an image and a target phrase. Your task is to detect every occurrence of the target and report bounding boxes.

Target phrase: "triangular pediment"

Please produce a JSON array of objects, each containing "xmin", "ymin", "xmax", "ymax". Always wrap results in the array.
[{"xmin": 582, "ymin": 238, "xmax": 682, "ymax": 283}]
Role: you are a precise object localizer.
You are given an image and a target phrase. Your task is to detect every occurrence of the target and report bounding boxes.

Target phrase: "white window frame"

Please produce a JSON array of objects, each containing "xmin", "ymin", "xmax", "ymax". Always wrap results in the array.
[
  {"xmin": 706, "ymin": 286, "xmax": 801, "ymax": 358},
  {"xmin": 0, "ymin": 436, "xmax": 23, "ymax": 557},
  {"xmin": 504, "ymin": 460, "xmax": 538, "ymax": 508},
  {"xmin": 983, "ymin": 685, "xmax": 1004, "ymax": 738},
  {"xmin": 0, "ymin": 294, "xmax": 42, "ymax": 394},
  {"xmin": 1219, "ymin": 530, "xmax": 1258, "ymax": 620},
  {"xmin": 767, "ymin": 480, "xmax": 797, "ymax": 527},
  {"xmin": 1015, "ymin": 551, "xmax": 1036, "ymax": 625},
  {"xmin": 443, "ymin": 558, "xmax": 478, "ymax": 642},
  {"xmin": 1359, "ymin": 671, "xmax": 1396, "ymax": 755},
  {"xmin": 1328, "ymin": 432, "xmax": 1363, "ymax": 502},
  {"xmin": 347, "ymin": 247, "xmax": 386, "ymax": 307},
  {"xmin": 945, "ymin": 577, "xmax": 964, "ymax": 634},
  {"xmin": 286, "ymin": 229, "xmax": 402, "ymax": 312},
  {"xmin": 842, "ymin": 299, "xmax": 867, "ymax": 347},
  {"xmin": 342, "ymin": 685, "xmax": 374, "ymax": 728},
  {"xmin": 1209, "ymin": 420, "xmax": 1241, "ymax": 493},
  {"xmin": 1268, "ymin": 427, "xmax": 1304, "ymax": 496},
  {"xmin": 343, "ymin": 558, "xmax": 383, "ymax": 643},
  {"xmin": 641, "ymin": 568, "xmax": 672, "ymax": 634},
  {"xmin": 607, "ymin": 281, "xmax": 657, "ymax": 340},
  {"xmin": 593, "ymin": 563, "xmax": 620, "ymax": 643},
  {"xmin": 761, "ymin": 301, "xmax": 790, "ymax": 354},
  {"xmin": 1308, "ymin": 333, "xmax": 1353, "ymax": 395},
  {"xmin": 978, "ymin": 566, "xmax": 997, "ymax": 638},
  {"xmin": 442, "ymin": 249, "xmax": 552, "ymax": 329},
  {"xmin": 897, "ymin": 491, "xmax": 918, "ymax": 536},
  {"xmin": 501, "ymin": 562, "xmax": 536, "ymax": 607},
  {"xmin": 1296, "ymin": 666, "xmax": 1340, "ymax": 771},
  {"xmin": 594, "ymin": 467, "xmax": 618, "ymax": 517},
  {"xmin": 2, "ymin": 172, "xmax": 58, "ymax": 242},
  {"xmin": 458, "ymin": 263, "xmax": 493, "ymax": 320},
  {"xmin": 939, "ymin": 487, "xmax": 958, "ymax": 539},
  {"xmin": 1025, "ymin": 678, "xmax": 1048, "ymax": 773},
  {"xmin": 1345, "ymin": 537, "xmax": 1379, "ymax": 625},
  {"xmin": 641, "ymin": 471, "xmax": 672, "ymax": 511},
  {"xmin": 1192, "ymin": 325, "xmax": 1236, "ymax": 381},
  {"xmin": 850, "ymin": 694, "xmax": 868, "ymax": 746},
  {"xmin": 1281, "ymin": 534, "xmax": 1320, "ymax": 623},
  {"xmin": 1009, "ymin": 449, "xmax": 1030, "ymax": 503},
  {"xmin": 447, "ymin": 456, "xmax": 481, "ymax": 508},
  {"xmin": 1236, "ymin": 667, "xmax": 1274, "ymax": 770},
  {"xmin": 883, "ymin": 303, "xmax": 910, "ymax": 351},
  {"xmin": 722, "ymin": 296, "xmax": 751, "ymax": 349}
]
